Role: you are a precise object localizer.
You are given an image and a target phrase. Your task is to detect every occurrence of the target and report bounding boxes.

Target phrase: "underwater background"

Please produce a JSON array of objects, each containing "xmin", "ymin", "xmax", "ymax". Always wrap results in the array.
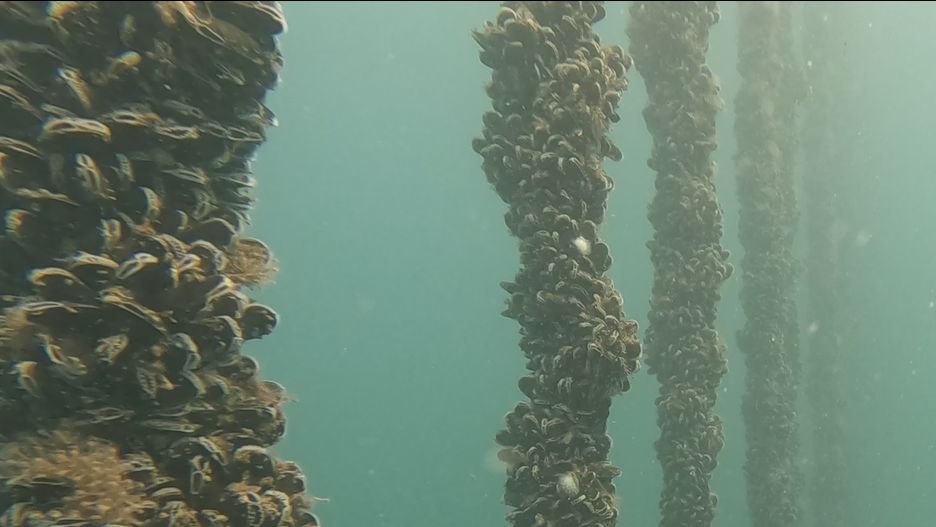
[{"xmin": 244, "ymin": 2, "xmax": 936, "ymax": 526}]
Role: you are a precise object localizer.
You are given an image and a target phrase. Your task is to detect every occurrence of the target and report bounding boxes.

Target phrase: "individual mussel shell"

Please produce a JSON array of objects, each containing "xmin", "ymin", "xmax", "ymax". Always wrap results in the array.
[
  {"xmin": 192, "ymin": 315, "xmax": 243, "ymax": 361},
  {"xmin": 0, "ymin": 84, "xmax": 42, "ymax": 133},
  {"xmin": 38, "ymin": 117, "xmax": 111, "ymax": 152},
  {"xmin": 163, "ymin": 332, "xmax": 202, "ymax": 373},
  {"xmin": 100, "ymin": 286, "xmax": 168, "ymax": 342},
  {"xmin": 61, "ymin": 251, "xmax": 118, "ymax": 290},
  {"xmin": 198, "ymin": 509, "xmax": 230, "ymax": 527},
  {"xmin": 216, "ymin": 353, "xmax": 257, "ymax": 382},
  {"xmin": 18, "ymin": 300, "xmax": 92, "ymax": 333},
  {"xmin": 182, "ymin": 218, "xmax": 238, "ymax": 249},
  {"xmin": 28, "ymin": 267, "xmax": 96, "ymax": 303},
  {"xmin": 231, "ymin": 444, "xmax": 276, "ymax": 480},
  {"xmin": 220, "ymin": 487, "xmax": 265, "ymax": 527},
  {"xmin": 7, "ymin": 474, "xmax": 75, "ymax": 504},
  {"xmin": 239, "ymin": 303, "xmax": 278, "ymax": 340},
  {"xmin": 209, "ymin": 1, "xmax": 288, "ymax": 35},
  {"xmin": 295, "ymin": 511, "xmax": 321, "ymax": 527}
]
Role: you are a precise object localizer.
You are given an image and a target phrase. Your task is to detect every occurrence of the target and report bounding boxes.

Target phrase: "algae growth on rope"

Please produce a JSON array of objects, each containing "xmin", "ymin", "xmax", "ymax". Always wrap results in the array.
[
  {"xmin": 0, "ymin": 3, "xmax": 320, "ymax": 526},
  {"xmin": 627, "ymin": 2, "xmax": 732, "ymax": 526},
  {"xmin": 473, "ymin": 1, "xmax": 640, "ymax": 526}
]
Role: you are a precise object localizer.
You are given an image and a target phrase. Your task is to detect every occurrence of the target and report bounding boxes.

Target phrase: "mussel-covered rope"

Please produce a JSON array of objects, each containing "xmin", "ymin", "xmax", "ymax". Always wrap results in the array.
[
  {"xmin": 474, "ymin": 2, "xmax": 640, "ymax": 526},
  {"xmin": 0, "ymin": 3, "xmax": 319, "ymax": 526}
]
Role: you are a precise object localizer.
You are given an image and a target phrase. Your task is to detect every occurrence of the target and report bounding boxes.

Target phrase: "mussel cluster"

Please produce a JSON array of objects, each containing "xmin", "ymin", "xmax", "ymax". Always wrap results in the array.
[
  {"xmin": 734, "ymin": 3, "xmax": 803, "ymax": 527},
  {"xmin": 0, "ymin": 3, "xmax": 318, "ymax": 527},
  {"xmin": 473, "ymin": 2, "xmax": 640, "ymax": 526},
  {"xmin": 802, "ymin": 3, "xmax": 850, "ymax": 526},
  {"xmin": 627, "ymin": 3, "xmax": 731, "ymax": 527}
]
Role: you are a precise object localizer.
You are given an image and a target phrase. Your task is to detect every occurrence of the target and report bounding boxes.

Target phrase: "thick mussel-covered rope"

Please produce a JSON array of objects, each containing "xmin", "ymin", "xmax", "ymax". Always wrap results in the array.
[
  {"xmin": 473, "ymin": 2, "xmax": 641, "ymax": 526},
  {"xmin": 803, "ymin": 3, "xmax": 851, "ymax": 526},
  {"xmin": 627, "ymin": 3, "xmax": 732, "ymax": 527},
  {"xmin": 0, "ymin": 3, "xmax": 319, "ymax": 527},
  {"xmin": 735, "ymin": 3, "xmax": 803, "ymax": 527}
]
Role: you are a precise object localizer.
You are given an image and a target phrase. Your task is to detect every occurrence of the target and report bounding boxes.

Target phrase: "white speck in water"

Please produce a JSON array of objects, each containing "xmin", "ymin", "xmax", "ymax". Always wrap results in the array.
[
  {"xmin": 854, "ymin": 230, "xmax": 872, "ymax": 247},
  {"xmin": 929, "ymin": 301, "xmax": 934, "ymax": 309},
  {"xmin": 807, "ymin": 322, "xmax": 819, "ymax": 334},
  {"xmin": 573, "ymin": 236, "xmax": 591, "ymax": 256},
  {"xmin": 911, "ymin": 369, "xmax": 918, "ymax": 376},
  {"xmin": 806, "ymin": 60, "xmax": 813, "ymax": 68}
]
